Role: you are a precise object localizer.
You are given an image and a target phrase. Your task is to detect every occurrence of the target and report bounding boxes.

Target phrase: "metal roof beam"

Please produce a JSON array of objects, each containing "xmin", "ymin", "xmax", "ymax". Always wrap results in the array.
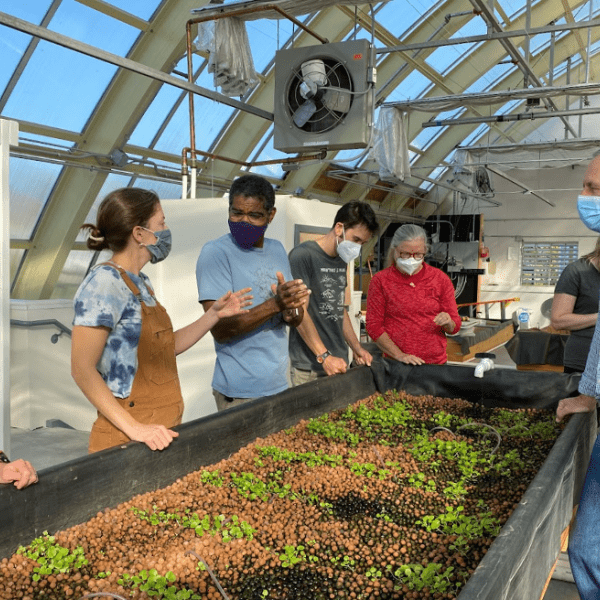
[{"xmin": 468, "ymin": 0, "xmax": 578, "ymax": 138}]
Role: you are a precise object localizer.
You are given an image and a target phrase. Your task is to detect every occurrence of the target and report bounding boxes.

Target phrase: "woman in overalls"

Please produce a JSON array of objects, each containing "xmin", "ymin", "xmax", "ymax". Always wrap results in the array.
[{"xmin": 71, "ymin": 188, "xmax": 251, "ymax": 453}]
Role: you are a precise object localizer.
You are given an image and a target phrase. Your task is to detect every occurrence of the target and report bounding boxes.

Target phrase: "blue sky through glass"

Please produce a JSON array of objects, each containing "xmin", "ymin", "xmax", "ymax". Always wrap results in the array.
[{"xmin": 98, "ymin": 0, "xmax": 162, "ymax": 21}]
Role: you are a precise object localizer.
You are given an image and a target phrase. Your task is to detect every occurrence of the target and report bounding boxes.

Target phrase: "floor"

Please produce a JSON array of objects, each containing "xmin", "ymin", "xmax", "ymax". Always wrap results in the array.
[{"xmin": 8, "ymin": 341, "xmax": 582, "ymax": 599}]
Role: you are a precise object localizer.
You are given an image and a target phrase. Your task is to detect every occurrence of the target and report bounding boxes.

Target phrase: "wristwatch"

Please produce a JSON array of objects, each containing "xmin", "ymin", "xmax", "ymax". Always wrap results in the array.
[
  {"xmin": 0, "ymin": 451, "xmax": 10, "ymax": 464},
  {"xmin": 316, "ymin": 350, "xmax": 331, "ymax": 364}
]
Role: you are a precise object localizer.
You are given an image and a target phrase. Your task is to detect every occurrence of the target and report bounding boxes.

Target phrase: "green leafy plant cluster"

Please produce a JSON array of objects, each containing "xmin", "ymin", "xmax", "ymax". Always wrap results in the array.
[
  {"xmin": 17, "ymin": 532, "xmax": 88, "ymax": 582},
  {"xmin": 416, "ymin": 505, "xmax": 500, "ymax": 553},
  {"xmin": 278, "ymin": 544, "xmax": 318, "ymax": 568},
  {"xmin": 118, "ymin": 569, "xmax": 200, "ymax": 599},
  {"xmin": 340, "ymin": 398, "xmax": 413, "ymax": 438},
  {"xmin": 391, "ymin": 562, "xmax": 455, "ymax": 594},
  {"xmin": 306, "ymin": 414, "xmax": 361, "ymax": 446},
  {"xmin": 200, "ymin": 469, "xmax": 224, "ymax": 487},
  {"xmin": 491, "ymin": 409, "xmax": 558, "ymax": 439},
  {"xmin": 348, "ymin": 460, "xmax": 390, "ymax": 480},
  {"xmin": 407, "ymin": 471, "xmax": 436, "ymax": 492},
  {"xmin": 131, "ymin": 506, "xmax": 255, "ymax": 542}
]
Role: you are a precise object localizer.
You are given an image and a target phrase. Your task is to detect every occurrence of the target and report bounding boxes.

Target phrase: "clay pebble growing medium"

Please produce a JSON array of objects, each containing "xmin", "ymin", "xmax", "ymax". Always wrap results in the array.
[{"xmin": 1, "ymin": 390, "xmax": 563, "ymax": 600}]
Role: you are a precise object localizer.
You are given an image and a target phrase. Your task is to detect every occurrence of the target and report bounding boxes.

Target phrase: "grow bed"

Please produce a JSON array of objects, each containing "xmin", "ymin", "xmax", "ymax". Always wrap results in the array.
[{"xmin": 0, "ymin": 362, "xmax": 594, "ymax": 600}]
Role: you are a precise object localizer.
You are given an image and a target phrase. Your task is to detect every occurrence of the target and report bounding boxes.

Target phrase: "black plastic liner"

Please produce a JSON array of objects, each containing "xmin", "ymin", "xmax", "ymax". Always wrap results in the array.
[
  {"xmin": 370, "ymin": 358, "xmax": 581, "ymax": 408},
  {"xmin": 0, "ymin": 361, "xmax": 594, "ymax": 600},
  {"xmin": 505, "ymin": 330, "xmax": 570, "ymax": 366}
]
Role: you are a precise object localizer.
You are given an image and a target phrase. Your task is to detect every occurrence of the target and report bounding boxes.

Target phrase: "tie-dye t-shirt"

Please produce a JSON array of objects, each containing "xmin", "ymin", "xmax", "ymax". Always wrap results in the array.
[{"xmin": 72, "ymin": 264, "xmax": 157, "ymax": 398}]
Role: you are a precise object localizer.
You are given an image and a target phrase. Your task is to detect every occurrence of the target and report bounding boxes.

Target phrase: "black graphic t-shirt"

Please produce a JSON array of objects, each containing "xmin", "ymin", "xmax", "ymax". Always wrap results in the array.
[{"xmin": 288, "ymin": 241, "xmax": 349, "ymax": 370}]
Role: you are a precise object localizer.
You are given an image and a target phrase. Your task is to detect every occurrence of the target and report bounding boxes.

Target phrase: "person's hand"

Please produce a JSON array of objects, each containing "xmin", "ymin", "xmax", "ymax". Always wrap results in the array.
[
  {"xmin": 271, "ymin": 272, "xmax": 310, "ymax": 311},
  {"xmin": 128, "ymin": 422, "xmax": 179, "ymax": 451},
  {"xmin": 0, "ymin": 459, "xmax": 38, "ymax": 489},
  {"xmin": 396, "ymin": 353, "xmax": 425, "ymax": 366},
  {"xmin": 353, "ymin": 347, "xmax": 373, "ymax": 367},
  {"xmin": 556, "ymin": 394, "xmax": 596, "ymax": 423},
  {"xmin": 212, "ymin": 288, "xmax": 253, "ymax": 318},
  {"xmin": 323, "ymin": 355, "xmax": 347, "ymax": 376},
  {"xmin": 434, "ymin": 312, "xmax": 455, "ymax": 332}
]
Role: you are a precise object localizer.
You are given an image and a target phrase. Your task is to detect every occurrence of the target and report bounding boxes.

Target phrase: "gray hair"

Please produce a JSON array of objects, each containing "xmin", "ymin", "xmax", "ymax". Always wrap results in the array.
[{"xmin": 386, "ymin": 224, "xmax": 429, "ymax": 267}]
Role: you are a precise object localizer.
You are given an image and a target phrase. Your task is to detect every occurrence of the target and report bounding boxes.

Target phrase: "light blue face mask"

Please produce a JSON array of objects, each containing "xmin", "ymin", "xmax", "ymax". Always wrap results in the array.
[
  {"xmin": 577, "ymin": 196, "xmax": 600, "ymax": 232},
  {"xmin": 141, "ymin": 227, "xmax": 172, "ymax": 263}
]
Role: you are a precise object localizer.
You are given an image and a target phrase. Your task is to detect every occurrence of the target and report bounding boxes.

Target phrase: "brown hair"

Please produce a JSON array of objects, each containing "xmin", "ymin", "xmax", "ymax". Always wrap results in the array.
[
  {"xmin": 81, "ymin": 188, "xmax": 160, "ymax": 252},
  {"xmin": 582, "ymin": 235, "xmax": 600, "ymax": 264}
]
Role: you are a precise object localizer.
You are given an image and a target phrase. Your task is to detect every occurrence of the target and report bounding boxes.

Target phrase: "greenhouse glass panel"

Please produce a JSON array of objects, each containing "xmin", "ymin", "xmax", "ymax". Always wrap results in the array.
[
  {"xmin": 134, "ymin": 179, "xmax": 184, "ymax": 201},
  {"xmin": 2, "ymin": 0, "xmax": 52, "ymax": 21},
  {"xmin": 2, "ymin": 41, "xmax": 118, "ymax": 132},
  {"xmin": 248, "ymin": 128, "xmax": 286, "ymax": 180},
  {"xmin": 50, "ymin": 0, "xmax": 140, "ymax": 55},
  {"xmin": 247, "ymin": 18, "xmax": 294, "ymax": 73},
  {"xmin": 10, "ymin": 249, "xmax": 25, "ymax": 289},
  {"xmin": 128, "ymin": 82, "xmax": 187, "ymax": 148},
  {"xmin": 385, "ymin": 69, "xmax": 431, "ymax": 102},
  {"xmin": 76, "ymin": 174, "xmax": 133, "ymax": 242},
  {"xmin": 52, "ymin": 250, "xmax": 102, "ymax": 300},
  {"xmin": 383, "ymin": 0, "xmax": 440, "ymax": 40},
  {"xmin": 9, "ymin": 157, "xmax": 62, "ymax": 240},
  {"xmin": 0, "ymin": 26, "xmax": 32, "ymax": 95},
  {"xmin": 98, "ymin": 0, "xmax": 162, "ymax": 21},
  {"xmin": 155, "ymin": 85, "xmax": 235, "ymax": 157}
]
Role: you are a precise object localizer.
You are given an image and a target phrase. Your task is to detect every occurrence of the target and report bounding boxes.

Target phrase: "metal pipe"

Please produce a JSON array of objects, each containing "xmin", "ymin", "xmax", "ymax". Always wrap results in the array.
[
  {"xmin": 524, "ymin": 0, "xmax": 531, "ymax": 89},
  {"xmin": 10, "ymin": 319, "xmax": 72, "ymax": 338},
  {"xmin": 376, "ymin": 18, "xmax": 600, "ymax": 55},
  {"xmin": 566, "ymin": 57, "xmax": 572, "ymax": 139},
  {"xmin": 386, "ymin": 81, "xmax": 600, "ymax": 111},
  {"xmin": 421, "ymin": 105, "xmax": 600, "ymax": 128},
  {"xmin": 587, "ymin": 0, "xmax": 593, "ymax": 84},
  {"xmin": 549, "ymin": 27, "xmax": 555, "ymax": 86}
]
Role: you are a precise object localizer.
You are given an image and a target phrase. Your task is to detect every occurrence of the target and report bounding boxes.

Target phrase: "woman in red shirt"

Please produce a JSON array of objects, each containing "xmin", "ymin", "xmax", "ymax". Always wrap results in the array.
[{"xmin": 366, "ymin": 224, "xmax": 461, "ymax": 365}]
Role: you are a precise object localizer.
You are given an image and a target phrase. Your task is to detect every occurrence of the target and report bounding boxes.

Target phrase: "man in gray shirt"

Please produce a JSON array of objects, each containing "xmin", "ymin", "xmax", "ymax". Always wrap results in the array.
[{"xmin": 288, "ymin": 201, "xmax": 379, "ymax": 386}]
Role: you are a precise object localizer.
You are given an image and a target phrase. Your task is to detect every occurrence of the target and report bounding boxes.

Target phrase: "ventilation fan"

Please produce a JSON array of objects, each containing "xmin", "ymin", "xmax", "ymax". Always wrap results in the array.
[{"xmin": 273, "ymin": 39, "xmax": 374, "ymax": 154}]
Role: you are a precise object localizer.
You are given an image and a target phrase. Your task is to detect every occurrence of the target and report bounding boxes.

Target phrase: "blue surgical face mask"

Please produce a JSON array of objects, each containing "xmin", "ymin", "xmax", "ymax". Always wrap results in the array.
[
  {"xmin": 228, "ymin": 220, "xmax": 268, "ymax": 249},
  {"xmin": 336, "ymin": 228, "xmax": 361, "ymax": 264},
  {"xmin": 141, "ymin": 227, "xmax": 172, "ymax": 263},
  {"xmin": 577, "ymin": 195, "xmax": 600, "ymax": 232}
]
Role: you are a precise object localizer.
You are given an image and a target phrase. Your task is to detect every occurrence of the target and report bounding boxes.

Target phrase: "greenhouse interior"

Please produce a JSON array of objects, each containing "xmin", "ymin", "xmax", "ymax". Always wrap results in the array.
[{"xmin": 1, "ymin": 1, "xmax": 600, "ymax": 599}]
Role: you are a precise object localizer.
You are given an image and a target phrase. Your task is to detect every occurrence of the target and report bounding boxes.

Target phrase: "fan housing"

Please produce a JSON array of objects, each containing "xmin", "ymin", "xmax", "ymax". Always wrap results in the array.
[{"xmin": 273, "ymin": 39, "xmax": 374, "ymax": 154}]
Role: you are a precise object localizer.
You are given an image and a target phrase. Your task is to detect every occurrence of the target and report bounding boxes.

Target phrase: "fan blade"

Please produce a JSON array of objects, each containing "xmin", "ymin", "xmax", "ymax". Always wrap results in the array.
[
  {"xmin": 299, "ymin": 79, "xmax": 318, "ymax": 100},
  {"xmin": 293, "ymin": 100, "xmax": 317, "ymax": 127},
  {"xmin": 322, "ymin": 87, "xmax": 352, "ymax": 113}
]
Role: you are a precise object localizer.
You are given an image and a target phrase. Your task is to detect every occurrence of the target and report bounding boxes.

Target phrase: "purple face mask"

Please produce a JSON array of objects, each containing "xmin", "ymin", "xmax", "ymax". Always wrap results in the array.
[{"xmin": 228, "ymin": 220, "xmax": 268, "ymax": 249}]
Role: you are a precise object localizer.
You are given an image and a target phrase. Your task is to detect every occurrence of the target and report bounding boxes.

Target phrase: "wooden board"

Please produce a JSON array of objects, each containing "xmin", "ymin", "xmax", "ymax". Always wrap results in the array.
[
  {"xmin": 517, "ymin": 364, "xmax": 564, "ymax": 373},
  {"xmin": 446, "ymin": 320, "xmax": 514, "ymax": 362}
]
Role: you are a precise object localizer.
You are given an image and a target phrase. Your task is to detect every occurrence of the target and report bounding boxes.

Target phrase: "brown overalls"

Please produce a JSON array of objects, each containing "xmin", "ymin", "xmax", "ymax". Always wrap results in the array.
[{"xmin": 88, "ymin": 265, "xmax": 184, "ymax": 453}]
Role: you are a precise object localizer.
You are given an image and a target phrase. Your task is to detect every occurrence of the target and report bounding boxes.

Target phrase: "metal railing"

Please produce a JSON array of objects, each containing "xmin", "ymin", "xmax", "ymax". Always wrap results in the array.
[{"xmin": 10, "ymin": 319, "xmax": 72, "ymax": 343}]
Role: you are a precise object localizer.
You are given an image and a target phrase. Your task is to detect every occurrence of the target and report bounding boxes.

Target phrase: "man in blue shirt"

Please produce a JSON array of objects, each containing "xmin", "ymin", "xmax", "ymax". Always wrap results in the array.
[
  {"xmin": 196, "ymin": 174, "xmax": 309, "ymax": 411},
  {"xmin": 556, "ymin": 154, "xmax": 600, "ymax": 600}
]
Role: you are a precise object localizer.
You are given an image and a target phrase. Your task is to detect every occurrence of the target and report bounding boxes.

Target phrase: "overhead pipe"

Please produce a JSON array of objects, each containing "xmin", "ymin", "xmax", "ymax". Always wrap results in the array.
[
  {"xmin": 185, "ymin": 5, "xmax": 328, "ymax": 181},
  {"xmin": 180, "ymin": 147, "xmax": 327, "ymax": 199}
]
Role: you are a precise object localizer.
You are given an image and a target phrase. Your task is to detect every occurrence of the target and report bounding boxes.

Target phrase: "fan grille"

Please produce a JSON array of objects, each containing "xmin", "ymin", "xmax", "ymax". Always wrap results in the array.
[{"xmin": 285, "ymin": 56, "xmax": 354, "ymax": 134}]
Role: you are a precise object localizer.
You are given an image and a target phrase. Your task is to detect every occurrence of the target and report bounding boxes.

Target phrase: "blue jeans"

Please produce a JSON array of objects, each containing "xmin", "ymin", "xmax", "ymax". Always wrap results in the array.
[{"xmin": 570, "ymin": 432, "xmax": 600, "ymax": 599}]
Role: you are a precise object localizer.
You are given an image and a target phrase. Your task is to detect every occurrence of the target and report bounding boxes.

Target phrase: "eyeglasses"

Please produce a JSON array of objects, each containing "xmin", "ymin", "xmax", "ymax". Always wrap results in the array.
[
  {"xmin": 229, "ymin": 208, "xmax": 269, "ymax": 225},
  {"xmin": 397, "ymin": 251, "xmax": 425, "ymax": 260}
]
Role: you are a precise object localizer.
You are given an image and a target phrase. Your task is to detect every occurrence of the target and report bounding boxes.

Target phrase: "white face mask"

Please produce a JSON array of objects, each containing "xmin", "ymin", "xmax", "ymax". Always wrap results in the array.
[
  {"xmin": 336, "ymin": 228, "xmax": 361, "ymax": 264},
  {"xmin": 396, "ymin": 256, "xmax": 423, "ymax": 275}
]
